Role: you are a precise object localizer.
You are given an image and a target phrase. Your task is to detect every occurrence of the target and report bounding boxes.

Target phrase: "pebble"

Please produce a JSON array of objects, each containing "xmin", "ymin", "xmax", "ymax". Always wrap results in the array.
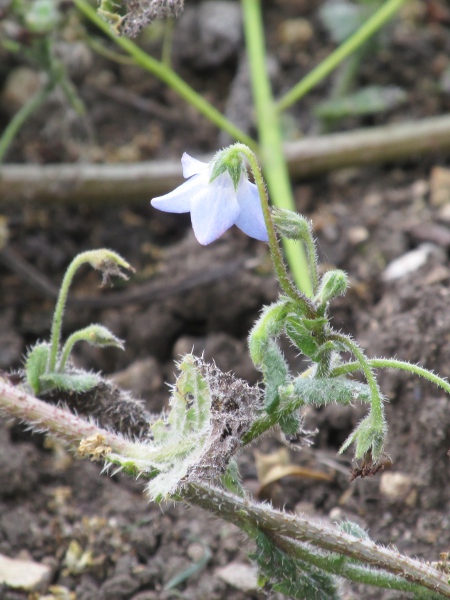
[
  {"xmin": 347, "ymin": 225, "xmax": 369, "ymax": 245},
  {"xmin": 277, "ymin": 18, "xmax": 313, "ymax": 48},
  {"xmin": 0, "ymin": 67, "xmax": 42, "ymax": 115},
  {"xmin": 382, "ymin": 244, "xmax": 443, "ymax": 281},
  {"xmin": 215, "ymin": 562, "xmax": 258, "ymax": 591},
  {"xmin": 430, "ymin": 166, "xmax": 450, "ymax": 206},
  {"xmin": 0, "ymin": 552, "xmax": 51, "ymax": 592},
  {"xmin": 110, "ymin": 356, "xmax": 162, "ymax": 399},
  {"xmin": 380, "ymin": 472, "xmax": 417, "ymax": 506}
]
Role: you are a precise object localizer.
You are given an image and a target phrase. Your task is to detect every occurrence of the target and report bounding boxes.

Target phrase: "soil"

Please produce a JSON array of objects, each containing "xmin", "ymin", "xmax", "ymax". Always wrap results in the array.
[{"xmin": 1, "ymin": 0, "xmax": 450, "ymax": 599}]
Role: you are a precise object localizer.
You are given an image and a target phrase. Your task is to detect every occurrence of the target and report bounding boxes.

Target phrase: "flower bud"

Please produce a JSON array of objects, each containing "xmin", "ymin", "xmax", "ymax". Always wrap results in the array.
[
  {"xmin": 25, "ymin": 0, "xmax": 60, "ymax": 33},
  {"xmin": 271, "ymin": 208, "xmax": 312, "ymax": 242},
  {"xmin": 315, "ymin": 270, "xmax": 348, "ymax": 305}
]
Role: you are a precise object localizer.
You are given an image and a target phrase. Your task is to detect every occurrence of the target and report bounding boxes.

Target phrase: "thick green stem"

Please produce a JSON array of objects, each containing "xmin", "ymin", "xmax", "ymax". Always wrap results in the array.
[
  {"xmin": 276, "ymin": 0, "xmax": 408, "ymax": 112},
  {"xmin": 74, "ymin": 0, "xmax": 257, "ymax": 150},
  {"xmin": 241, "ymin": 0, "xmax": 312, "ymax": 296},
  {"xmin": 235, "ymin": 144, "xmax": 315, "ymax": 316},
  {"xmin": 332, "ymin": 358, "xmax": 450, "ymax": 396},
  {"xmin": 0, "ymin": 82, "xmax": 53, "ymax": 164}
]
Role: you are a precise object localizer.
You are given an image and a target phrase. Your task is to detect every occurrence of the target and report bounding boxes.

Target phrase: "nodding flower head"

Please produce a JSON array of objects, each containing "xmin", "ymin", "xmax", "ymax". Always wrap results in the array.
[{"xmin": 151, "ymin": 149, "xmax": 269, "ymax": 245}]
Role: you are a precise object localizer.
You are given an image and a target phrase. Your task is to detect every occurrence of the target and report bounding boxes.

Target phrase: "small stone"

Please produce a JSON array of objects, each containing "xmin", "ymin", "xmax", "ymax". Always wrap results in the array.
[
  {"xmin": 382, "ymin": 244, "xmax": 443, "ymax": 281},
  {"xmin": 0, "ymin": 67, "xmax": 42, "ymax": 115},
  {"xmin": 111, "ymin": 357, "xmax": 162, "ymax": 399},
  {"xmin": 430, "ymin": 166, "xmax": 450, "ymax": 206},
  {"xmin": 347, "ymin": 226, "xmax": 369, "ymax": 246},
  {"xmin": 215, "ymin": 562, "xmax": 258, "ymax": 592},
  {"xmin": 277, "ymin": 18, "xmax": 313, "ymax": 48},
  {"xmin": 0, "ymin": 553, "xmax": 51, "ymax": 591},
  {"xmin": 187, "ymin": 542, "xmax": 205, "ymax": 562},
  {"xmin": 380, "ymin": 472, "xmax": 417, "ymax": 505}
]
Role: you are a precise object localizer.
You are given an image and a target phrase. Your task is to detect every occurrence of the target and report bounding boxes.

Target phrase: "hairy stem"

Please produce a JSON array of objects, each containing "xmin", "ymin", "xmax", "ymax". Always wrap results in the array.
[
  {"xmin": 184, "ymin": 484, "xmax": 450, "ymax": 597},
  {"xmin": 0, "ymin": 379, "xmax": 448, "ymax": 597},
  {"xmin": 332, "ymin": 358, "xmax": 450, "ymax": 395},
  {"xmin": 268, "ymin": 531, "xmax": 446, "ymax": 598},
  {"xmin": 235, "ymin": 144, "xmax": 315, "ymax": 316},
  {"xmin": 329, "ymin": 333, "xmax": 383, "ymax": 423}
]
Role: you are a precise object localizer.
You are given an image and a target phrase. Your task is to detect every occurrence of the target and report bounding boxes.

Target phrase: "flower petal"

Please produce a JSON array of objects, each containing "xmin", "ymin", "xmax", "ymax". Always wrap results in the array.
[
  {"xmin": 151, "ymin": 171, "xmax": 208, "ymax": 213},
  {"xmin": 190, "ymin": 172, "xmax": 240, "ymax": 245},
  {"xmin": 181, "ymin": 153, "xmax": 209, "ymax": 179},
  {"xmin": 235, "ymin": 179, "xmax": 269, "ymax": 242}
]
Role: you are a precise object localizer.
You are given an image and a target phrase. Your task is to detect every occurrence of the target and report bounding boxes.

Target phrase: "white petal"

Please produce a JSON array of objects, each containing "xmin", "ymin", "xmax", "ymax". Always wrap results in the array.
[
  {"xmin": 190, "ymin": 172, "xmax": 240, "ymax": 245},
  {"xmin": 181, "ymin": 153, "xmax": 209, "ymax": 178},
  {"xmin": 151, "ymin": 172, "xmax": 207, "ymax": 213},
  {"xmin": 235, "ymin": 179, "xmax": 269, "ymax": 242}
]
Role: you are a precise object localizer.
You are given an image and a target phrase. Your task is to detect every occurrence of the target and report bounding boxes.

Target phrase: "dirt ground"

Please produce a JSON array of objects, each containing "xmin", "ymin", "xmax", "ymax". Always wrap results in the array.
[{"xmin": 1, "ymin": 0, "xmax": 450, "ymax": 598}]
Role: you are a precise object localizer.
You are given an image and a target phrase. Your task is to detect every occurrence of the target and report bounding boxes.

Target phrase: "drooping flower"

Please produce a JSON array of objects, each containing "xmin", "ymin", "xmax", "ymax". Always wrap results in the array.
[{"xmin": 150, "ymin": 151, "xmax": 269, "ymax": 245}]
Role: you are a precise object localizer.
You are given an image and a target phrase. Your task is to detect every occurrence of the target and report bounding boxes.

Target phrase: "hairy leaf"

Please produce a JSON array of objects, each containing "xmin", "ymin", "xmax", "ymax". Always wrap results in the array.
[
  {"xmin": 293, "ymin": 377, "xmax": 371, "ymax": 407},
  {"xmin": 252, "ymin": 530, "xmax": 340, "ymax": 600},
  {"xmin": 25, "ymin": 343, "xmax": 50, "ymax": 394}
]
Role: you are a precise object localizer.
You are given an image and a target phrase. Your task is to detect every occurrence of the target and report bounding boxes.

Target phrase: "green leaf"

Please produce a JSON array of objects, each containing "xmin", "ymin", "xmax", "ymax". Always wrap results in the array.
[
  {"xmin": 112, "ymin": 355, "xmax": 214, "ymax": 502},
  {"xmin": 320, "ymin": 0, "xmax": 374, "ymax": 43},
  {"xmin": 315, "ymin": 85, "xmax": 407, "ymax": 121},
  {"xmin": 252, "ymin": 530, "xmax": 340, "ymax": 600},
  {"xmin": 40, "ymin": 372, "xmax": 99, "ymax": 393},
  {"xmin": 221, "ymin": 459, "xmax": 244, "ymax": 497},
  {"xmin": 293, "ymin": 376, "xmax": 371, "ymax": 407},
  {"xmin": 262, "ymin": 340, "xmax": 289, "ymax": 413},
  {"xmin": 337, "ymin": 520, "xmax": 370, "ymax": 541},
  {"xmin": 249, "ymin": 299, "xmax": 291, "ymax": 366},
  {"xmin": 25, "ymin": 343, "xmax": 50, "ymax": 394},
  {"xmin": 285, "ymin": 317, "xmax": 320, "ymax": 358},
  {"xmin": 339, "ymin": 413, "xmax": 387, "ymax": 460}
]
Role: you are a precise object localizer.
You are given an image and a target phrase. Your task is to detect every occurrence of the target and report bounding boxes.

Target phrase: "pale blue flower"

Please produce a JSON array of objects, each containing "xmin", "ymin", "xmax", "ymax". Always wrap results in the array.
[{"xmin": 151, "ymin": 153, "xmax": 269, "ymax": 245}]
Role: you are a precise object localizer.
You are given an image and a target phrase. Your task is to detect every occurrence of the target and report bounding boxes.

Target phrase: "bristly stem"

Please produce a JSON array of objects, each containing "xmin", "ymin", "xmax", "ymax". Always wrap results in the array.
[
  {"xmin": 184, "ymin": 483, "xmax": 450, "ymax": 598},
  {"xmin": 73, "ymin": 0, "xmax": 257, "ymax": 151},
  {"xmin": 329, "ymin": 333, "xmax": 383, "ymax": 423},
  {"xmin": 235, "ymin": 144, "xmax": 316, "ymax": 317},
  {"xmin": 276, "ymin": 0, "xmax": 408, "ymax": 112},
  {"xmin": 0, "ymin": 378, "xmax": 449, "ymax": 598},
  {"xmin": 331, "ymin": 358, "xmax": 450, "ymax": 395}
]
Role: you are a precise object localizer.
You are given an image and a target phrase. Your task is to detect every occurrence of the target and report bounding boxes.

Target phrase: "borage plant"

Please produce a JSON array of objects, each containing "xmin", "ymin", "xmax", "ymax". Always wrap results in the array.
[{"xmin": 2, "ymin": 145, "xmax": 450, "ymax": 598}]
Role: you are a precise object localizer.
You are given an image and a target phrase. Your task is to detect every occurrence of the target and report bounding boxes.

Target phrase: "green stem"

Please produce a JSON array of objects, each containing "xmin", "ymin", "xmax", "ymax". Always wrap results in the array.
[
  {"xmin": 0, "ymin": 81, "xmax": 53, "ymax": 164},
  {"xmin": 332, "ymin": 358, "xmax": 450, "ymax": 396},
  {"xmin": 329, "ymin": 333, "xmax": 383, "ymax": 422},
  {"xmin": 241, "ymin": 0, "xmax": 312, "ymax": 296},
  {"xmin": 58, "ymin": 331, "xmax": 85, "ymax": 372},
  {"xmin": 236, "ymin": 145, "xmax": 315, "ymax": 315},
  {"xmin": 48, "ymin": 252, "xmax": 93, "ymax": 372},
  {"xmin": 74, "ymin": 0, "xmax": 257, "ymax": 150},
  {"xmin": 276, "ymin": 0, "xmax": 408, "ymax": 112}
]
